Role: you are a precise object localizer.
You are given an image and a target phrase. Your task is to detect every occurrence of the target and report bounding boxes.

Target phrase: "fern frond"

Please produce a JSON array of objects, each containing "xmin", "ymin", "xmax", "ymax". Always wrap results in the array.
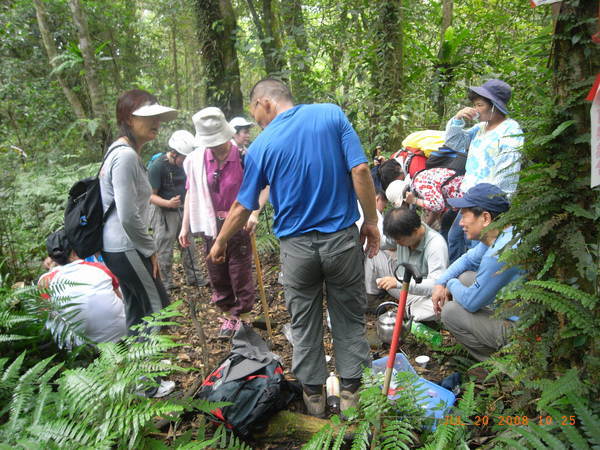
[
  {"xmin": 350, "ymin": 420, "xmax": 370, "ymax": 450},
  {"xmin": 331, "ymin": 424, "xmax": 348, "ymax": 450},
  {"xmin": 7, "ymin": 355, "xmax": 55, "ymax": 433},
  {"xmin": 526, "ymin": 368, "xmax": 582, "ymax": 411},
  {"xmin": 303, "ymin": 424, "xmax": 334, "ymax": 450},
  {"xmin": 29, "ymin": 418, "xmax": 113, "ymax": 449},
  {"xmin": 527, "ymin": 280, "xmax": 598, "ymax": 310},
  {"xmin": 381, "ymin": 418, "xmax": 414, "ymax": 449},
  {"xmin": 567, "ymin": 392, "xmax": 600, "ymax": 446}
]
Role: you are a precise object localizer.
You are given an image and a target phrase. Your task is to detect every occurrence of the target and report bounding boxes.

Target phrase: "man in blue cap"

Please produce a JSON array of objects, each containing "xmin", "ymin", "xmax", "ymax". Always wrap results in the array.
[
  {"xmin": 445, "ymin": 79, "xmax": 524, "ymax": 263},
  {"xmin": 432, "ymin": 183, "xmax": 523, "ymax": 361}
]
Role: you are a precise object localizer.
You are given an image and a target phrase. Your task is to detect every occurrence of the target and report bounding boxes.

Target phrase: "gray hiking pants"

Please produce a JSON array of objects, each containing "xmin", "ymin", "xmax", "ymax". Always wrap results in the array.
[
  {"xmin": 151, "ymin": 206, "xmax": 203, "ymax": 290},
  {"xmin": 280, "ymin": 226, "xmax": 371, "ymax": 385},
  {"xmin": 441, "ymin": 271, "xmax": 513, "ymax": 361}
]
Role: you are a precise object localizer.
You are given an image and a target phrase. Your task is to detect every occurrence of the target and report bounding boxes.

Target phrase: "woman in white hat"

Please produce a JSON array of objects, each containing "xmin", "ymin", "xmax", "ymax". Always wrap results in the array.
[
  {"xmin": 99, "ymin": 89, "xmax": 177, "ymax": 341},
  {"xmin": 179, "ymin": 107, "xmax": 260, "ymax": 338}
]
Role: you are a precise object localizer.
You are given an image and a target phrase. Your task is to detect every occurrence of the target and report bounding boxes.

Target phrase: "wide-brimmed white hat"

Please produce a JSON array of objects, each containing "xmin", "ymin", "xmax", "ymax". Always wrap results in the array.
[
  {"xmin": 229, "ymin": 117, "xmax": 254, "ymax": 130},
  {"xmin": 193, "ymin": 107, "xmax": 236, "ymax": 148},
  {"xmin": 386, "ymin": 179, "xmax": 411, "ymax": 208},
  {"xmin": 168, "ymin": 130, "xmax": 195, "ymax": 156},
  {"xmin": 132, "ymin": 103, "xmax": 178, "ymax": 122}
]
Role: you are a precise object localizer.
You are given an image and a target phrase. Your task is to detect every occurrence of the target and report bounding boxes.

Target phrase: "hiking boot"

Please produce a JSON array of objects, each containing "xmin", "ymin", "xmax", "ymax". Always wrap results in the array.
[
  {"xmin": 218, "ymin": 318, "xmax": 240, "ymax": 339},
  {"xmin": 340, "ymin": 390, "xmax": 359, "ymax": 418},
  {"xmin": 302, "ymin": 388, "xmax": 326, "ymax": 418}
]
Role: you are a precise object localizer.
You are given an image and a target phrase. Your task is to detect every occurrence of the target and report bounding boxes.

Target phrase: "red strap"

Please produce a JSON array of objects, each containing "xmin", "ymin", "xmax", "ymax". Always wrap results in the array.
[{"xmin": 80, "ymin": 261, "xmax": 120, "ymax": 291}]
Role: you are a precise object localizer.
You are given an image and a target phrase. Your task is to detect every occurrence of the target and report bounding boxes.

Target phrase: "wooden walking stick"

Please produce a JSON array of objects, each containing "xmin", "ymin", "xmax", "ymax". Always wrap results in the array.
[{"xmin": 251, "ymin": 234, "xmax": 273, "ymax": 340}]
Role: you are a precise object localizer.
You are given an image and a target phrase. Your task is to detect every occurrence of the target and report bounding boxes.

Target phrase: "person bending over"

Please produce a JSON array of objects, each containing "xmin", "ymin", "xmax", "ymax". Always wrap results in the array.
[
  {"xmin": 39, "ymin": 229, "xmax": 127, "ymax": 348},
  {"xmin": 366, "ymin": 208, "xmax": 448, "ymax": 322}
]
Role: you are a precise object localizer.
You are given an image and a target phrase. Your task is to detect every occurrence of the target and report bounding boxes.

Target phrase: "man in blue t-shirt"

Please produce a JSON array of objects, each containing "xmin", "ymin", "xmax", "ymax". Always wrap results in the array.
[
  {"xmin": 432, "ymin": 183, "xmax": 523, "ymax": 361},
  {"xmin": 208, "ymin": 79, "xmax": 380, "ymax": 417}
]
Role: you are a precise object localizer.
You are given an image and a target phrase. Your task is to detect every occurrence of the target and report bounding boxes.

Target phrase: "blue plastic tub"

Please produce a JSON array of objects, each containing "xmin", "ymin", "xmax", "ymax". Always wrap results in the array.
[{"xmin": 371, "ymin": 354, "xmax": 456, "ymax": 430}]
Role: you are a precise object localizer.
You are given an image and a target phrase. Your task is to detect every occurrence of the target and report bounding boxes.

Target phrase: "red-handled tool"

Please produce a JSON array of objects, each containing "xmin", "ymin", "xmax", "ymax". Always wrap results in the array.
[{"xmin": 382, "ymin": 262, "xmax": 422, "ymax": 396}]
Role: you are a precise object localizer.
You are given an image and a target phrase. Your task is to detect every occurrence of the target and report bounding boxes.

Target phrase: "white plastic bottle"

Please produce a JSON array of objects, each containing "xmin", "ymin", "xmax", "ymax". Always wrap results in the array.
[{"xmin": 326, "ymin": 372, "xmax": 340, "ymax": 411}]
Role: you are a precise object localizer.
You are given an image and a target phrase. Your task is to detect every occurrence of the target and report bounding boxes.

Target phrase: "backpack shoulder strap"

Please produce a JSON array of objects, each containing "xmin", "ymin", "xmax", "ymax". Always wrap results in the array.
[
  {"xmin": 97, "ymin": 143, "xmax": 129, "ymax": 177},
  {"xmin": 99, "ymin": 143, "xmax": 128, "ymax": 221}
]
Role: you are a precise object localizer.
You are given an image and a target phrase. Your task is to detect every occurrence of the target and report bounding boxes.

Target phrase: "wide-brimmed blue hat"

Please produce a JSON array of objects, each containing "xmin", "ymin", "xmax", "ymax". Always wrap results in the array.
[
  {"xmin": 469, "ymin": 79, "xmax": 512, "ymax": 115},
  {"xmin": 448, "ymin": 183, "xmax": 510, "ymax": 214}
]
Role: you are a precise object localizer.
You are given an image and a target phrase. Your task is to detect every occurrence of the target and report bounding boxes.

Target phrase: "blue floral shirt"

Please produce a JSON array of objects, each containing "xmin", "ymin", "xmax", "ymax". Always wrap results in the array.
[{"xmin": 445, "ymin": 118, "xmax": 524, "ymax": 195}]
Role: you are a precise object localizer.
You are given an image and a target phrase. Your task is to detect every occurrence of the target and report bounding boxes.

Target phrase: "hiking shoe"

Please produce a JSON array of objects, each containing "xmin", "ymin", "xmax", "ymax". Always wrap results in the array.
[
  {"xmin": 303, "ymin": 389, "xmax": 326, "ymax": 417},
  {"xmin": 340, "ymin": 390, "xmax": 359, "ymax": 418},
  {"xmin": 153, "ymin": 379, "xmax": 176, "ymax": 398},
  {"xmin": 218, "ymin": 318, "xmax": 240, "ymax": 339}
]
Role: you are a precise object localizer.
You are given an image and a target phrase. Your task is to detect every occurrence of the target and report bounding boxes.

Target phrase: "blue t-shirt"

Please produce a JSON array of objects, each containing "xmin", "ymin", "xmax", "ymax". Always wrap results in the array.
[{"xmin": 237, "ymin": 104, "xmax": 367, "ymax": 237}]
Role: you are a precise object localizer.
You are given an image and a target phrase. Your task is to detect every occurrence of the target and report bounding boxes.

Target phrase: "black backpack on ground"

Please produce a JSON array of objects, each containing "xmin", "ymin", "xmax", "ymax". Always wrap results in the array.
[
  {"xmin": 196, "ymin": 325, "xmax": 299, "ymax": 438},
  {"xmin": 63, "ymin": 144, "xmax": 127, "ymax": 258}
]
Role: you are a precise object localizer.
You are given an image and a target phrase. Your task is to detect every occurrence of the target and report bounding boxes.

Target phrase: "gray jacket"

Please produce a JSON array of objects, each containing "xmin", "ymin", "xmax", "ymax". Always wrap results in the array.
[{"xmin": 100, "ymin": 141, "xmax": 155, "ymax": 257}]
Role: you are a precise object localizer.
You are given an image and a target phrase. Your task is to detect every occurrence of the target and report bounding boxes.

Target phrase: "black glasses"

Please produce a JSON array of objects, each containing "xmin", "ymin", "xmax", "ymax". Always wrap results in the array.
[{"xmin": 212, "ymin": 169, "xmax": 222, "ymax": 193}]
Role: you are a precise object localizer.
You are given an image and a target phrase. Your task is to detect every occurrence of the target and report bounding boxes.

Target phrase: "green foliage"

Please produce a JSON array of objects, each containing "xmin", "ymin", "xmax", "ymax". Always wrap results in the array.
[
  {"xmin": 493, "ymin": 374, "xmax": 600, "ymax": 449},
  {"xmin": 304, "ymin": 368, "xmax": 426, "ymax": 449}
]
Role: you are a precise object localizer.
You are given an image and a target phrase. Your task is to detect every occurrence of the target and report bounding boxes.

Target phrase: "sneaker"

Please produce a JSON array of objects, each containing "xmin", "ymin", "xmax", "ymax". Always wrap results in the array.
[
  {"xmin": 153, "ymin": 379, "xmax": 176, "ymax": 398},
  {"xmin": 340, "ymin": 390, "xmax": 359, "ymax": 418},
  {"xmin": 303, "ymin": 389, "xmax": 326, "ymax": 417},
  {"xmin": 218, "ymin": 318, "xmax": 240, "ymax": 339}
]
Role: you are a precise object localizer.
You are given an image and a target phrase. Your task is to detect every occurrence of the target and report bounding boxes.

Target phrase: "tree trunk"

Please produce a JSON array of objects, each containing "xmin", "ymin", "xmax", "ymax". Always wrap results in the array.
[
  {"xmin": 194, "ymin": 0, "xmax": 244, "ymax": 117},
  {"xmin": 280, "ymin": 0, "xmax": 311, "ymax": 101},
  {"xmin": 375, "ymin": 0, "xmax": 404, "ymax": 149},
  {"xmin": 67, "ymin": 0, "xmax": 110, "ymax": 146},
  {"xmin": 246, "ymin": 0, "xmax": 286, "ymax": 77},
  {"xmin": 433, "ymin": 0, "xmax": 453, "ymax": 122},
  {"xmin": 33, "ymin": 0, "xmax": 87, "ymax": 121},
  {"xmin": 171, "ymin": 24, "xmax": 181, "ymax": 109},
  {"xmin": 551, "ymin": 0, "xmax": 599, "ymax": 135}
]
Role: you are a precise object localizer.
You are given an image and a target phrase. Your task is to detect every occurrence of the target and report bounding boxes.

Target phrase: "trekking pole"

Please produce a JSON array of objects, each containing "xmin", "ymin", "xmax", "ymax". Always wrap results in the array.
[
  {"xmin": 177, "ymin": 209, "xmax": 209, "ymax": 374},
  {"xmin": 250, "ymin": 234, "xmax": 273, "ymax": 340}
]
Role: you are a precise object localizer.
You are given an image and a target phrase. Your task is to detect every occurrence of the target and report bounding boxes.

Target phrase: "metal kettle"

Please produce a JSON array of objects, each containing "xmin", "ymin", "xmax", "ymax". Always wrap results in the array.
[{"xmin": 375, "ymin": 301, "xmax": 411, "ymax": 344}]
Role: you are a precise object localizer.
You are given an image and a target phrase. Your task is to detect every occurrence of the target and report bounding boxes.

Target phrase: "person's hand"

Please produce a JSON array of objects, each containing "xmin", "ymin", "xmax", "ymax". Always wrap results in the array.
[
  {"xmin": 179, "ymin": 228, "xmax": 190, "ymax": 248},
  {"xmin": 208, "ymin": 239, "xmax": 227, "ymax": 264},
  {"xmin": 376, "ymin": 276, "xmax": 398, "ymax": 291},
  {"xmin": 455, "ymin": 107, "xmax": 479, "ymax": 121},
  {"xmin": 244, "ymin": 213, "xmax": 259, "ymax": 235},
  {"xmin": 360, "ymin": 221, "xmax": 380, "ymax": 258},
  {"xmin": 373, "ymin": 156, "xmax": 385, "ymax": 166},
  {"xmin": 405, "ymin": 191, "xmax": 417, "ymax": 206},
  {"xmin": 150, "ymin": 253, "xmax": 160, "ymax": 279},
  {"xmin": 432, "ymin": 284, "xmax": 450, "ymax": 315},
  {"xmin": 168, "ymin": 195, "xmax": 181, "ymax": 209}
]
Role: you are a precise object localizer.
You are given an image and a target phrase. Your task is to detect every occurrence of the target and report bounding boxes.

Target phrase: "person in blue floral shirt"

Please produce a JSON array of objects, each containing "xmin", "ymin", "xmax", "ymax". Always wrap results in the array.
[{"xmin": 445, "ymin": 79, "xmax": 524, "ymax": 263}]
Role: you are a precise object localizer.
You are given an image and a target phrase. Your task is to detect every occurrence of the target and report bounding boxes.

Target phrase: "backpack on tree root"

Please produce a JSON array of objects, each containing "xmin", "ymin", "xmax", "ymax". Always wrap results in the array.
[{"xmin": 196, "ymin": 324, "xmax": 299, "ymax": 438}]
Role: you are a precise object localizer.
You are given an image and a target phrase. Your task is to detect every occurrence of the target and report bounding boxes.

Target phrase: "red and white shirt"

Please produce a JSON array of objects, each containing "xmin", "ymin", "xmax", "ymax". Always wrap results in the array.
[{"xmin": 38, "ymin": 260, "xmax": 126, "ymax": 347}]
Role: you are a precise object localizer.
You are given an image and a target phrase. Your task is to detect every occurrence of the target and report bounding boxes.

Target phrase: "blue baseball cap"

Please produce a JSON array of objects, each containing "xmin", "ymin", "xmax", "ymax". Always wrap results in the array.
[
  {"xmin": 469, "ymin": 79, "xmax": 512, "ymax": 115},
  {"xmin": 448, "ymin": 183, "xmax": 510, "ymax": 213}
]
